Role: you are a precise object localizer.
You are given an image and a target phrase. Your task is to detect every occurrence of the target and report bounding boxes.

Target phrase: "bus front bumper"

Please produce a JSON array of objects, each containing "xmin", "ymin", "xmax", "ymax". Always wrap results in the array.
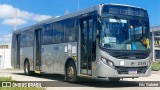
[{"xmin": 96, "ymin": 61, "xmax": 151, "ymax": 78}]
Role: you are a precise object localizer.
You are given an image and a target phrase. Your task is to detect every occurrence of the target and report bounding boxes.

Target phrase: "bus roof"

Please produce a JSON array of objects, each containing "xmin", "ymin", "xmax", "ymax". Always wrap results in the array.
[
  {"xmin": 13, "ymin": 3, "xmax": 146, "ymax": 34},
  {"xmin": 107, "ymin": 3, "xmax": 145, "ymax": 10},
  {"xmin": 13, "ymin": 4, "xmax": 99, "ymax": 34}
]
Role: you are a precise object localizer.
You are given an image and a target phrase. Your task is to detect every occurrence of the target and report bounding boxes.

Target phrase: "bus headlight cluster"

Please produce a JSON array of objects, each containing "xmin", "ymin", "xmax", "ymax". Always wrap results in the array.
[{"xmin": 101, "ymin": 57, "xmax": 114, "ymax": 68}]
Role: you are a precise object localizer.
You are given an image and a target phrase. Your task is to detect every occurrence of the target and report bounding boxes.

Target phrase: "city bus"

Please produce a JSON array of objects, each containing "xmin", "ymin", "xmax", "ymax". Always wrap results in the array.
[{"xmin": 11, "ymin": 3, "xmax": 151, "ymax": 81}]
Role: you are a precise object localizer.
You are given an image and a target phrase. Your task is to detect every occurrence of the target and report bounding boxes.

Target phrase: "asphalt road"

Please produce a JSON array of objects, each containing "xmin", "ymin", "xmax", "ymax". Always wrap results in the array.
[{"xmin": 0, "ymin": 70, "xmax": 160, "ymax": 90}]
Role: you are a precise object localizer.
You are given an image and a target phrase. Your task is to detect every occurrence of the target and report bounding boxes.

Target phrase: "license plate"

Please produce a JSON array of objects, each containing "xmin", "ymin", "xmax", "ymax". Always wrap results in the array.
[{"xmin": 128, "ymin": 69, "xmax": 137, "ymax": 74}]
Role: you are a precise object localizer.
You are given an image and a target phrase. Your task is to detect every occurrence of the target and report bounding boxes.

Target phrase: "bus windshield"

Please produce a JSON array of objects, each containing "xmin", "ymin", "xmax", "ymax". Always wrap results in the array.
[{"xmin": 100, "ymin": 17, "xmax": 150, "ymax": 50}]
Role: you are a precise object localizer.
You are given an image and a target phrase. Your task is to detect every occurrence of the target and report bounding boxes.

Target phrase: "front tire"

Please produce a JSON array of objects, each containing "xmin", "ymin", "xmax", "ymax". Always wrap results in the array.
[{"xmin": 65, "ymin": 61, "xmax": 77, "ymax": 82}]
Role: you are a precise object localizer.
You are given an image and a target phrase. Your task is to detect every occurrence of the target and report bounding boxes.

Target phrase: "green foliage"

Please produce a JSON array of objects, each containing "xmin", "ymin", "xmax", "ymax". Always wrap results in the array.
[
  {"xmin": 0, "ymin": 77, "xmax": 13, "ymax": 81},
  {"xmin": 152, "ymin": 62, "xmax": 160, "ymax": 71}
]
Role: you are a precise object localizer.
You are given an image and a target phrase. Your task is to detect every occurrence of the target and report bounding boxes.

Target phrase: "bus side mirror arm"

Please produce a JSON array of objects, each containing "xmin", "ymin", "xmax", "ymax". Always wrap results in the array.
[{"xmin": 97, "ymin": 19, "xmax": 101, "ymax": 39}]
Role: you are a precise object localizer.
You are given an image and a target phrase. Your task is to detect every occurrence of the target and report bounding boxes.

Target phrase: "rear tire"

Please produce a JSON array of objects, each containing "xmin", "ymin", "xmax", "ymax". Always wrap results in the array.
[
  {"xmin": 24, "ymin": 61, "xmax": 32, "ymax": 76},
  {"xmin": 65, "ymin": 61, "xmax": 77, "ymax": 82},
  {"xmin": 108, "ymin": 78, "xmax": 120, "ymax": 81}
]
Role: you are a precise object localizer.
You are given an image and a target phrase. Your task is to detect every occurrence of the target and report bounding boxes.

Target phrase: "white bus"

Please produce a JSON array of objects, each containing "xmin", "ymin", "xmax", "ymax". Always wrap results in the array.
[{"xmin": 11, "ymin": 3, "xmax": 151, "ymax": 81}]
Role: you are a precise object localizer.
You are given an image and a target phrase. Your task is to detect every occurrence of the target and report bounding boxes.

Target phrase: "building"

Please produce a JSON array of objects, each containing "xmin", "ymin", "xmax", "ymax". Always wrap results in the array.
[
  {"xmin": 0, "ymin": 44, "xmax": 12, "ymax": 69},
  {"xmin": 151, "ymin": 25, "xmax": 160, "ymax": 61}
]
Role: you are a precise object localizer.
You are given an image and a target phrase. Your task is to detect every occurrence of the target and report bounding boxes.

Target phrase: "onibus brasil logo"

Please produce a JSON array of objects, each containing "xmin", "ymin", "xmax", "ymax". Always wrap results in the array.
[{"xmin": 1, "ymin": 82, "xmax": 42, "ymax": 87}]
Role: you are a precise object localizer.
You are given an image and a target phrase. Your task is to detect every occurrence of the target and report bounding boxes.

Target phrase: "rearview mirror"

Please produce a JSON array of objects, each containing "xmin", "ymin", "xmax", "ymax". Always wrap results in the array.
[
  {"xmin": 97, "ymin": 20, "xmax": 102, "ymax": 30},
  {"xmin": 97, "ymin": 18, "xmax": 101, "ymax": 38}
]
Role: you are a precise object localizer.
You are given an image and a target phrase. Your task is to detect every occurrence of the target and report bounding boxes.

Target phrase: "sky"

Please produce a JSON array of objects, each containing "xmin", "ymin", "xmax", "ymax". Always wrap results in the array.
[{"xmin": 0, "ymin": 0, "xmax": 160, "ymax": 44}]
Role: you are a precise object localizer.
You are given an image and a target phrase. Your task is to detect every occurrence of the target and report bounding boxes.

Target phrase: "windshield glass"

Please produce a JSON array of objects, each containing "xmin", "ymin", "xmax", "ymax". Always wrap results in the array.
[{"xmin": 100, "ymin": 17, "xmax": 150, "ymax": 50}]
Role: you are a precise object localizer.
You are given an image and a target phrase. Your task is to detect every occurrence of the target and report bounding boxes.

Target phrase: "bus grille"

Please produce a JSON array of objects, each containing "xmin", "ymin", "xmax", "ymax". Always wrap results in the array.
[
  {"xmin": 110, "ymin": 52, "xmax": 149, "ymax": 59},
  {"xmin": 115, "ymin": 66, "xmax": 148, "ymax": 74}
]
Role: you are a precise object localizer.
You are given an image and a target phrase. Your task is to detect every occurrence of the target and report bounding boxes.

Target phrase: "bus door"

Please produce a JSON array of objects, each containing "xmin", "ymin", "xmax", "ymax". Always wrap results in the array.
[
  {"xmin": 34, "ymin": 29, "xmax": 42, "ymax": 71},
  {"xmin": 80, "ymin": 16, "xmax": 96, "ymax": 75},
  {"xmin": 16, "ymin": 34, "xmax": 21, "ymax": 68}
]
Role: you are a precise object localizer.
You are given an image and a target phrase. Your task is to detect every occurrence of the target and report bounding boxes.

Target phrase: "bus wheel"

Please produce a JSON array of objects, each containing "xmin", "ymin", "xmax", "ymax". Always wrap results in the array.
[
  {"xmin": 65, "ymin": 61, "xmax": 77, "ymax": 82},
  {"xmin": 24, "ymin": 61, "xmax": 31, "ymax": 76},
  {"xmin": 108, "ymin": 78, "xmax": 120, "ymax": 81}
]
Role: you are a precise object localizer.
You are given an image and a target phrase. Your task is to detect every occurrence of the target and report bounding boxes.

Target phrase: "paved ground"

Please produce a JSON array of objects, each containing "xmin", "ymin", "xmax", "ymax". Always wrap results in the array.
[{"xmin": 0, "ymin": 70, "xmax": 160, "ymax": 90}]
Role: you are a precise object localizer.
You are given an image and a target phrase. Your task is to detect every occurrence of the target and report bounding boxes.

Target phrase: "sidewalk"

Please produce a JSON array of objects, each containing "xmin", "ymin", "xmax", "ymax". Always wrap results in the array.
[{"xmin": 152, "ymin": 71, "xmax": 160, "ymax": 75}]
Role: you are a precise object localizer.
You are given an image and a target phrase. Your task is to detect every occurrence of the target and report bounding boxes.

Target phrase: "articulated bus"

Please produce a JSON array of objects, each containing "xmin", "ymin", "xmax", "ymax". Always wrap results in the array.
[{"xmin": 11, "ymin": 4, "xmax": 151, "ymax": 81}]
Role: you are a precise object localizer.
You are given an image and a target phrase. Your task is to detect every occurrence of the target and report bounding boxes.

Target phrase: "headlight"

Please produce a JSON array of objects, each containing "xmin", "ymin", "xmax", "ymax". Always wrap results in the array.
[{"xmin": 101, "ymin": 57, "xmax": 114, "ymax": 68}]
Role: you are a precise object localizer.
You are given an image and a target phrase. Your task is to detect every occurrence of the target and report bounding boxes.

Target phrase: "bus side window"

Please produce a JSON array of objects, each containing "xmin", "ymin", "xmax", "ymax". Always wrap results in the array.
[
  {"xmin": 21, "ymin": 30, "xmax": 34, "ymax": 47},
  {"xmin": 42, "ymin": 24, "xmax": 53, "ymax": 45},
  {"xmin": 64, "ymin": 19, "xmax": 77, "ymax": 42},
  {"xmin": 53, "ymin": 21, "xmax": 64, "ymax": 43}
]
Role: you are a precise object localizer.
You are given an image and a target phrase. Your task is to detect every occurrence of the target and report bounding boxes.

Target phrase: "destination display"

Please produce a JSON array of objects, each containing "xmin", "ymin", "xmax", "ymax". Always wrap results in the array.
[{"xmin": 102, "ymin": 5, "xmax": 148, "ymax": 17}]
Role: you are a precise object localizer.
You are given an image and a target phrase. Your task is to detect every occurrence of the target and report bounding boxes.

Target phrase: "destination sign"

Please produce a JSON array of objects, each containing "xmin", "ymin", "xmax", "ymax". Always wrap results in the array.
[{"xmin": 102, "ymin": 5, "xmax": 147, "ymax": 17}]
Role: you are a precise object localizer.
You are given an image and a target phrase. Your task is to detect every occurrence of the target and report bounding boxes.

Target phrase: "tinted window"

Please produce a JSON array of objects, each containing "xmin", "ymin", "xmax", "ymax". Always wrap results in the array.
[
  {"xmin": 53, "ymin": 21, "xmax": 64, "ymax": 43},
  {"xmin": 42, "ymin": 24, "xmax": 53, "ymax": 45},
  {"xmin": 21, "ymin": 30, "xmax": 34, "ymax": 47},
  {"xmin": 64, "ymin": 19, "xmax": 77, "ymax": 42},
  {"xmin": 21, "ymin": 32, "xmax": 26, "ymax": 47}
]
